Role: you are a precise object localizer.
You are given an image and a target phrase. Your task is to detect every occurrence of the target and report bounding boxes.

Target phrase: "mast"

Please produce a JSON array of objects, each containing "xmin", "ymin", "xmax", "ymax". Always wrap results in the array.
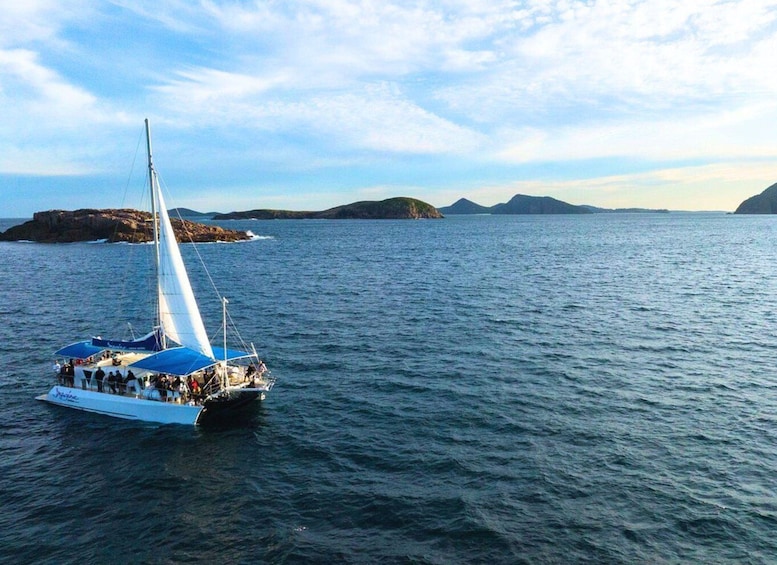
[
  {"xmin": 222, "ymin": 296, "xmax": 229, "ymax": 389},
  {"xmin": 145, "ymin": 119, "xmax": 163, "ymax": 334}
]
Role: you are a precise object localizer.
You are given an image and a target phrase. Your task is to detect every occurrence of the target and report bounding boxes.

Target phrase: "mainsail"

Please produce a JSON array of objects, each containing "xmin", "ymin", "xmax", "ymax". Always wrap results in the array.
[{"xmin": 155, "ymin": 185, "xmax": 215, "ymax": 359}]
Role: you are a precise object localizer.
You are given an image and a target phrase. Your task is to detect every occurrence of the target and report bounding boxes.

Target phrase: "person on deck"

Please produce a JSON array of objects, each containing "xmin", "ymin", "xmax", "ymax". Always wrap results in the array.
[
  {"xmin": 94, "ymin": 366, "xmax": 105, "ymax": 392},
  {"xmin": 187, "ymin": 375, "xmax": 200, "ymax": 396},
  {"xmin": 106, "ymin": 371, "xmax": 117, "ymax": 393},
  {"xmin": 124, "ymin": 370, "xmax": 138, "ymax": 394},
  {"xmin": 64, "ymin": 360, "xmax": 75, "ymax": 387}
]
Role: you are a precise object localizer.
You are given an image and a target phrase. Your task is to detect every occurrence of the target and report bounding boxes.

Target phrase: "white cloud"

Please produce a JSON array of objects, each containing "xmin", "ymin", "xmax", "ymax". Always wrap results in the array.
[
  {"xmin": 0, "ymin": 1, "xmax": 93, "ymax": 48},
  {"xmin": 0, "ymin": 49, "xmax": 97, "ymax": 121},
  {"xmin": 154, "ymin": 67, "xmax": 291, "ymax": 107},
  {"xmin": 173, "ymin": 0, "xmax": 512, "ymax": 80},
  {"xmin": 153, "ymin": 70, "xmax": 484, "ymax": 154},
  {"xmin": 296, "ymin": 85, "xmax": 485, "ymax": 154},
  {"xmin": 437, "ymin": 0, "xmax": 777, "ymax": 122},
  {"xmin": 495, "ymin": 100, "xmax": 777, "ymax": 163},
  {"xmin": 110, "ymin": 0, "xmax": 208, "ymax": 34},
  {"xmin": 0, "ymin": 46, "xmax": 129, "ymax": 175}
]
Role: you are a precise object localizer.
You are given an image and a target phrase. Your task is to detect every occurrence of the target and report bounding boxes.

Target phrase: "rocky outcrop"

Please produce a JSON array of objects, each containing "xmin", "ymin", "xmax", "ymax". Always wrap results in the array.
[
  {"xmin": 215, "ymin": 197, "xmax": 443, "ymax": 220},
  {"xmin": 492, "ymin": 194, "xmax": 591, "ymax": 214},
  {"xmin": 734, "ymin": 183, "xmax": 777, "ymax": 214},
  {"xmin": 0, "ymin": 209, "xmax": 251, "ymax": 243},
  {"xmin": 437, "ymin": 198, "xmax": 491, "ymax": 215},
  {"xmin": 316, "ymin": 197, "xmax": 442, "ymax": 219},
  {"xmin": 439, "ymin": 194, "xmax": 591, "ymax": 214},
  {"xmin": 439, "ymin": 194, "xmax": 669, "ymax": 214}
]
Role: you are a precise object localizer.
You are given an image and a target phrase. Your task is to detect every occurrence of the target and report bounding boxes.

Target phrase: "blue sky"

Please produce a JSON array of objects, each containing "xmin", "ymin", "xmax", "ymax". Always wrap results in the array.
[{"xmin": 3, "ymin": 1, "xmax": 777, "ymax": 217}]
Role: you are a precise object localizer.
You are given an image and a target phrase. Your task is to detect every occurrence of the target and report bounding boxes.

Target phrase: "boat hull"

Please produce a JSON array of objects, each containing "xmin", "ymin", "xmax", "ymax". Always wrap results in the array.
[
  {"xmin": 199, "ymin": 389, "xmax": 262, "ymax": 421},
  {"xmin": 37, "ymin": 386, "xmax": 205, "ymax": 425}
]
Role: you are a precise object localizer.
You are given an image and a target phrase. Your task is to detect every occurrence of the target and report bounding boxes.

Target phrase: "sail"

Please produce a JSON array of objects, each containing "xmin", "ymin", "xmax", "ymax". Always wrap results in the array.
[{"xmin": 155, "ymin": 185, "xmax": 215, "ymax": 359}]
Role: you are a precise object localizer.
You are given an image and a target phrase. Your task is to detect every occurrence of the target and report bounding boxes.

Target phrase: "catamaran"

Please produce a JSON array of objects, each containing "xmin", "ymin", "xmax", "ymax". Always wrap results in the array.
[{"xmin": 37, "ymin": 119, "xmax": 275, "ymax": 425}]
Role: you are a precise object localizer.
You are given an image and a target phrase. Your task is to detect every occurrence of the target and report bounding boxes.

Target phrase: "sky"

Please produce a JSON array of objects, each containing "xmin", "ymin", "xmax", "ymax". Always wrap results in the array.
[{"xmin": 3, "ymin": 0, "xmax": 777, "ymax": 217}]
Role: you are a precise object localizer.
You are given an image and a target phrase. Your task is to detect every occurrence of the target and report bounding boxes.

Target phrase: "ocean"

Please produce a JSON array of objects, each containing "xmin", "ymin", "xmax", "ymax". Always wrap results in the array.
[{"xmin": 1, "ymin": 213, "xmax": 777, "ymax": 563}]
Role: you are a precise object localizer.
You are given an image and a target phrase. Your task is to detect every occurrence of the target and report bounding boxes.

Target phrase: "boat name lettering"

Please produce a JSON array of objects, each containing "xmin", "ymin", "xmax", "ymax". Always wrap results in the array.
[{"xmin": 52, "ymin": 388, "xmax": 79, "ymax": 403}]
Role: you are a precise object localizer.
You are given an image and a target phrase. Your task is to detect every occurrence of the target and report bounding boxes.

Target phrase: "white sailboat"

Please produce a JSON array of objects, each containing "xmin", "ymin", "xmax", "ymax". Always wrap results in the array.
[{"xmin": 37, "ymin": 119, "xmax": 275, "ymax": 425}]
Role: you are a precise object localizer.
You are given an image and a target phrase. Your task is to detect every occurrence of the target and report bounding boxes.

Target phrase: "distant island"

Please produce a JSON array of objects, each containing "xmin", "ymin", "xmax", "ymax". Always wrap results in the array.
[
  {"xmin": 733, "ymin": 182, "xmax": 777, "ymax": 214},
  {"xmin": 438, "ymin": 195, "xmax": 669, "ymax": 215},
  {"xmin": 168, "ymin": 207, "xmax": 221, "ymax": 218},
  {"xmin": 215, "ymin": 197, "xmax": 443, "ymax": 220},
  {"xmin": 580, "ymin": 205, "xmax": 670, "ymax": 214},
  {"xmin": 0, "ymin": 209, "xmax": 251, "ymax": 243}
]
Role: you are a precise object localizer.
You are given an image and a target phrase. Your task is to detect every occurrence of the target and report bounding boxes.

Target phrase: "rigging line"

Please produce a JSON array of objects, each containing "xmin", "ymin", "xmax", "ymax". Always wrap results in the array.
[
  {"xmin": 134, "ymin": 171, "xmax": 158, "ymax": 329},
  {"xmin": 225, "ymin": 308, "xmax": 251, "ymax": 350},
  {"xmin": 119, "ymin": 126, "xmax": 147, "ymax": 210},
  {"xmin": 114, "ymin": 125, "xmax": 153, "ymax": 335}
]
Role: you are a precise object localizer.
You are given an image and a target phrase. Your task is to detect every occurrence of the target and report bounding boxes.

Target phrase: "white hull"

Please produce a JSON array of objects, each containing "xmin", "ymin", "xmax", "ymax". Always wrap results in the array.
[{"xmin": 37, "ymin": 386, "xmax": 204, "ymax": 425}]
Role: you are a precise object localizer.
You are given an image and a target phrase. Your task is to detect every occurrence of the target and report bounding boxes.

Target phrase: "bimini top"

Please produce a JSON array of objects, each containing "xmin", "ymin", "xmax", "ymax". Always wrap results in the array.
[
  {"xmin": 56, "ymin": 341, "xmax": 106, "ymax": 360},
  {"xmin": 92, "ymin": 329, "xmax": 163, "ymax": 352},
  {"xmin": 128, "ymin": 346, "xmax": 252, "ymax": 377},
  {"xmin": 57, "ymin": 330, "xmax": 164, "ymax": 360}
]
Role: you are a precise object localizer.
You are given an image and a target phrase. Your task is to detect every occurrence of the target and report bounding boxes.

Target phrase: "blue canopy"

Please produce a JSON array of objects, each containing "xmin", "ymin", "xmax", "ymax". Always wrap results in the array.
[
  {"xmin": 128, "ymin": 346, "xmax": 251, "ymax": 376},
  {"xmin": 211, "ymin": 346, "xmax": 253, "ymax": 362},
  {"xmin": 92, "ymin": 329, "xmax": 163, "ymax": 352},
  {"xmin": 55, "ymin": 341, "xmax": 105, "ymax": 360}
]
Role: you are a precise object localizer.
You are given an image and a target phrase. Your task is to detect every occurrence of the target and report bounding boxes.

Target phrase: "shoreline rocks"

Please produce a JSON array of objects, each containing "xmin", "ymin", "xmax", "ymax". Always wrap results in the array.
[
  {"xmin": 0, "ymin": 209, "xmax": 251, "ymax": 243},
  {"xmin": 734, "ymin": 183, "xmax": 777, "ymax": 214}
]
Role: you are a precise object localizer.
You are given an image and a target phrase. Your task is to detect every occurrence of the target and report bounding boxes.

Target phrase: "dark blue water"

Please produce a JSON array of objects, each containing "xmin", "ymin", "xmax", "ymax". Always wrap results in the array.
[{"xmin": 2, "ymin": 213, "xmax": 777, "ymax": 563}]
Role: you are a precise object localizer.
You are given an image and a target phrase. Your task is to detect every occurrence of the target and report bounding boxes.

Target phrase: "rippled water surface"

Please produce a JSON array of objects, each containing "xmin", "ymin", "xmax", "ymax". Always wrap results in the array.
[{"xmin": 2, "ymin": 213, "xmax": 777, "ymax": 563}]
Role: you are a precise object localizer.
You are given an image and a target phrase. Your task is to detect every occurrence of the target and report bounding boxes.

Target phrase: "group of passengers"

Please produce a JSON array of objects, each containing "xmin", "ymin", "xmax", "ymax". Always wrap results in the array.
[
  {"xmin": 53, "ymin": 358, "xmax": 141, "ymax": 394},
  {"xmin": 54, "ymin": 359, "xmax": 76, "ymax": 387},
  {"xmin": 53, "ymin": 356, "xmax": 269, "ymax": 403},
  {"xmin": 150, "ymin": 374, "xmax": 181, "ymax": 395},
  {"xmin": 147, "ymin": 373, "xmax": 211, "ymax": 404},
  {"xmin": 245, "ymin": 361, "xmax": 267, "ymax": 385},
  {"xmin": 90, "ymin": 366, "xmax": 139, "ymax": 394}
]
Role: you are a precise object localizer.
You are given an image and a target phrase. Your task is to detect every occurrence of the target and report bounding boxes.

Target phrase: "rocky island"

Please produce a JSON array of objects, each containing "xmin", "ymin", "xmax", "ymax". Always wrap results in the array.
[
  {"xmin": 438, "ymin": 194, "xmax": 668, "ymax": 215},
  {"xmin": 214, "ymin": 197, "xmax": 443, "ymax": 220},
  {"xmin": 0, "ymin": 209, "xmax": 251, "ymax": 243},
  {"xmin": 734, "ymin": 182, "xmax": 777, "ymax": 214},
  {"xmin": 438, "ymin": 194, "xmax": 590, "ymax": 215}
]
